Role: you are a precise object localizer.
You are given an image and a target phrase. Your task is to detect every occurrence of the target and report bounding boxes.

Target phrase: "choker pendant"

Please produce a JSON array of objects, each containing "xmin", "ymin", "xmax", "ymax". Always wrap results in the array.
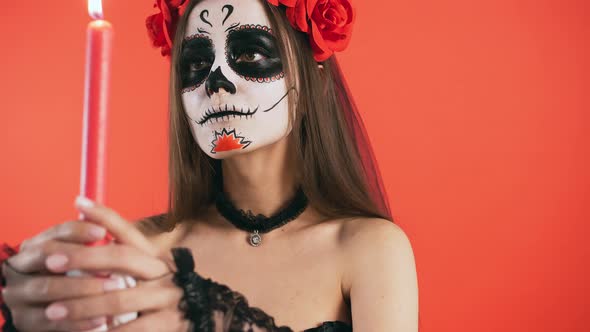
[
  {"xmin": 249, "ymin": 230, "xmax": 262, "ymax": 247},
  {"xmin": 215, "ymin": 187, "xmax": 309, "ymax": 248}
]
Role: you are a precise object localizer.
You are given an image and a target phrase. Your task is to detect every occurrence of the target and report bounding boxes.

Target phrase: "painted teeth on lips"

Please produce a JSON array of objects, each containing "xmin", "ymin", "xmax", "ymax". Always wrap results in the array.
[{"xmin": 197, "ymin": 105, "xmax": 259, "ymax": 126}]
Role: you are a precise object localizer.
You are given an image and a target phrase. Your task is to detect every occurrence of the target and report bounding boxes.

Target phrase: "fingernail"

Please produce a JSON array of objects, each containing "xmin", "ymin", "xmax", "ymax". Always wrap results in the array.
[
  {"xmin": 46, "ymin": 303, "xmax": 68, "ymax": 320},
  {"xmin": 75, "ymin": 196, "xmax": 94, "ymax": 209},
  {"xmin": 90, "ymin": 316, "xmax": 107, "ymax": 326},
  {"xmin": 103, "ymin": 277, "xmax": 126, "ymax": 292},
  {"xmin": 88, "ymin": 225, "xmax": 106, "ymax": 239},
  {"xmin": 123, "ymin": 275, "xmax": 137, "ymax": 287},
  {"xmin": 46, "ymin": 254, "xmax": 69, "ymax": 271}
]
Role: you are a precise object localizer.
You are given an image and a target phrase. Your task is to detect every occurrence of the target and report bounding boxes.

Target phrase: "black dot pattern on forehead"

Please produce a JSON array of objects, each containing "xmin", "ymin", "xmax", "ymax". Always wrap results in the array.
[{"xmin": 225, "ymin": 24, "xmax": 284, "ymax": 83}]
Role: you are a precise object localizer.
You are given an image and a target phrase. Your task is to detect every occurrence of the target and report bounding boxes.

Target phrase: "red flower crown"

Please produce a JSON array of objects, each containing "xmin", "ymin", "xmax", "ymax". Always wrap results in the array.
[{"xmin": 146, "ymin": 0, "xmax": 355, "ymax": 62}]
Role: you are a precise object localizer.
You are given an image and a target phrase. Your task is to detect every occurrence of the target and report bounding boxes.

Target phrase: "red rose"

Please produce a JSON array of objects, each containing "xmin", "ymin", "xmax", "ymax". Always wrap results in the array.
[
  {"xmin": 285, "ymin": 0, "xmax": 355, "ymax": 61},
  {"xmin": 146, "ymin": 0, "xmax": 189, "ymax": 56},
  {"xmin": 285, "ymin": 2, "xmax": 309, "ymax": 33},
  {"xmin": 145, "ymin": 0, "xmax": 355, "ymax": 60},
  {"xmin": 268, "ymin": 0, "xmax": 298, "ymax": 6}
]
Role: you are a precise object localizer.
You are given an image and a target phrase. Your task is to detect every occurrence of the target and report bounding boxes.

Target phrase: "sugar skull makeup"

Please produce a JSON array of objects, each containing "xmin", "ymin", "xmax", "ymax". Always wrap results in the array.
[{"xmin": 181, "ymin": 0, "xmax": 292, "ymax": 158}]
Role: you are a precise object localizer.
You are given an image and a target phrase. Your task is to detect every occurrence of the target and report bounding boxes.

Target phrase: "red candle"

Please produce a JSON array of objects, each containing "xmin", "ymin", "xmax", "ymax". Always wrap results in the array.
[
  {"xmin": 80, "ymin": 0, "xmax": 113, "ymax": 246},
  {"xmin": 71, "ymin": 3, "xmax": 137, "ymax": 330}
]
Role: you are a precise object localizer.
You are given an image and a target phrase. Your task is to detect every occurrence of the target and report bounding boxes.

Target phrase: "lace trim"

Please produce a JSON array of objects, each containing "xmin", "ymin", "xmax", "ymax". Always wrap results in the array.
[
  {"xmin": 1, "ymin": 243, "xmax": 20, "ymax": 332},
  {"xmin": 172, "ymin": 247, "xmax": 294, "ymax": 332},
  {"xmin": 303, "ymin": 321, "xmax": 352, "ymax": 332}
]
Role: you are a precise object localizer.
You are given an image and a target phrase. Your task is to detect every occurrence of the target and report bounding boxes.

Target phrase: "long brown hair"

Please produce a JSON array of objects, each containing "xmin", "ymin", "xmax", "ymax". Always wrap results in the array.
[{"xmin": 144, "ymin": 0, "xmax": 392, "ymax": 232}]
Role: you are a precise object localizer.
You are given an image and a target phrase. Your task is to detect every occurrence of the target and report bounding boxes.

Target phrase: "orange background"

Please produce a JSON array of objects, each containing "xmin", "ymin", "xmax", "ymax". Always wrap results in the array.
[{"xmin": 1, "ymin": 0, "xmax": 588, "ymax": 331}]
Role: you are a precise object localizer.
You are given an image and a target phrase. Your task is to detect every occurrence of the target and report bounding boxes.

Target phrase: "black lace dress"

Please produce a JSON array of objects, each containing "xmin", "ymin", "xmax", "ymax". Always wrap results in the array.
[
  {"xmin": 190, "ymin": 274, "xmax": 352, "ymax": 331},
  {"xmin": 171, "ymin": 247, "xmax": 352, "ymax": 332},
  {"xmin": 1, "ymin": 244, "xmax": 352, "ymax": 332}
]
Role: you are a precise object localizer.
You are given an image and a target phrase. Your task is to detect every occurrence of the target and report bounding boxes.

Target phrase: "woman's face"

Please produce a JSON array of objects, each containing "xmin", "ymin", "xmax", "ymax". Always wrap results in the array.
[{"xmin": 180, "ymin": 0, "xmax": 292, "ymax": 159}]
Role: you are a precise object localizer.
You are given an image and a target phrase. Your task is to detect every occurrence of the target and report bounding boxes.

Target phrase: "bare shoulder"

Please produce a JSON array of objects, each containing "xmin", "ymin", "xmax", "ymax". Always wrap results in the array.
[
  {"xmin": 338, "ymin": 218, "xmax": 414, "ymax": 270},
  {"xmin": 338, "ymin": 218, "xmax": 419, "ymax": 331},
  {"xmin": 133, "ymin": 214, "xmax": 192, "ymax": 253},
  {"xmin": 339, "ymin": 217, "xmax": 411, "ymax": 249}
]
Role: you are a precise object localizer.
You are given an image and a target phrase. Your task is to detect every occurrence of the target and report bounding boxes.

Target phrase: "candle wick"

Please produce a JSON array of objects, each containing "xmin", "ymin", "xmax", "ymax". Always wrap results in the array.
[{"xmin": 90, "ymin": 12, "xmax": 104, "ymax": 20}]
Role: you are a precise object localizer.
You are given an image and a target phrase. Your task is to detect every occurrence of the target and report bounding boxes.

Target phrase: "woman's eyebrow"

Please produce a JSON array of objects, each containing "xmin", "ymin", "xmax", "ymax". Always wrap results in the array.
[{"xmin": 225, "ymin": 22, "xmax": 240, "ymax": 33}]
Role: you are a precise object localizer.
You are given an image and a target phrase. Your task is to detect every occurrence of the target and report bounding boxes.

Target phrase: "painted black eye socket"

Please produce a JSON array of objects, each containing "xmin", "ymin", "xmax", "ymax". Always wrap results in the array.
[
  {"xmin": 226, "ymin": 27, "xmax": 283, "ymax": 80},
  {"xmin": 180, "ymin": 37, "xmax": 215, "ymax": 90}
]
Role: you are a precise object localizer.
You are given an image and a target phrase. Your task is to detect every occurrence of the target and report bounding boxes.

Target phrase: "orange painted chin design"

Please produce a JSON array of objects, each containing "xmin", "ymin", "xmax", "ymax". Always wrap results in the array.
[{"xmin": 211, "ymin": 128, "xmax": 252, "ymax": 154}]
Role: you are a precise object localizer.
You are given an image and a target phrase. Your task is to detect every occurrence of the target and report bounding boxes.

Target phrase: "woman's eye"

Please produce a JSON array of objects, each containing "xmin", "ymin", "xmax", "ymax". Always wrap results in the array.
[
  {"xmin": 236, "ymin": 51, "xmax": 266, "ymax": 63},
  {"xmin": 189, "ymin": 60, "xmax": 209, "ymax": 71}
]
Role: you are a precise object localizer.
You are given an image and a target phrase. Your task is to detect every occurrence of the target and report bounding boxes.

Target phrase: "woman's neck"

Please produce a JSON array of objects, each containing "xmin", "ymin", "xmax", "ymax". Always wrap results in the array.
[{"xmin": 221, "ymin": 136, "xmax": 298, "ymax": 216}]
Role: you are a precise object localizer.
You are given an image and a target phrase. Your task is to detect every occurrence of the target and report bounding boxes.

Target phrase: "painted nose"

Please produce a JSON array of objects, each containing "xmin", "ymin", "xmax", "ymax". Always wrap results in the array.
[{"xmin": 206, "ymin": 67, "xmax": 236, "ymax": 97}]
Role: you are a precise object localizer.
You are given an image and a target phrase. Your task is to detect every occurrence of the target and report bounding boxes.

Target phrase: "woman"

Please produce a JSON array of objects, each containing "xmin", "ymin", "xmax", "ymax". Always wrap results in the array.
[{"xmin": 0, "ymin": 0, "xmax": 418, "ymax": 331}]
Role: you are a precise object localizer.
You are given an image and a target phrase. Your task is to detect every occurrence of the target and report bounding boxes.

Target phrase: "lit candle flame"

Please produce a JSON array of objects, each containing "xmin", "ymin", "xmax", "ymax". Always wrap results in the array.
[{"xmin": 88, "ymin": 0, "xmax": 104, "ymax": 20}]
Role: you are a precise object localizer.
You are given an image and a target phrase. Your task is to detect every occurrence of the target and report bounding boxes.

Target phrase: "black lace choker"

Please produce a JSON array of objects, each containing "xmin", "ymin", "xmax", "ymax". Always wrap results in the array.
[{"xmin": 215, "ymin": 187, "xmax": 308, "ymax": 247}]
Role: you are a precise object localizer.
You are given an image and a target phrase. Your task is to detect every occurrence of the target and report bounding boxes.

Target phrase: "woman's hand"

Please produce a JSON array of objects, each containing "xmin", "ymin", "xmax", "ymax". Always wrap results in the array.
[
  {"xmin": 2, "ymin": 208, "xmax": 116, "ymax": 331},
  {"xmin": 3, "ymin": 197, "xmax": 192, "ymax": 331}
]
